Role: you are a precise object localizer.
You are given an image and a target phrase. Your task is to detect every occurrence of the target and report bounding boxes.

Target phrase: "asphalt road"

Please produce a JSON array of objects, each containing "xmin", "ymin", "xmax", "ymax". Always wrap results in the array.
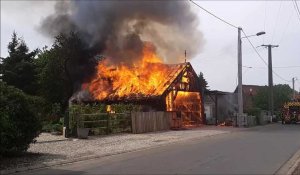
[{"xmin": 20, "ymin": 123, "xmax": 300, "ymax": 174}]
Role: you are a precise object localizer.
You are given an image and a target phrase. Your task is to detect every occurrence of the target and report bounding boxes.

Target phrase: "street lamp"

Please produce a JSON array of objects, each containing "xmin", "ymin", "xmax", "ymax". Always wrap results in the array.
[
  {"xmin": 237, "ymin": 28, "xmax": 265, "ymax": 127},
  {"xmin": 242, "ymin": 31, "xmax": 266, "ymax": 39}
]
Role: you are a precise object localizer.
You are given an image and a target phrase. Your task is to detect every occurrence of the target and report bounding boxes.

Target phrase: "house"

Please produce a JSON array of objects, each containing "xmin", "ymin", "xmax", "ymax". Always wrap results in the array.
[
  {"xmin": 234, "ymin": 85, "xmax": 264, "ymax": 112},
  {"xmin": 203, "ymin": 85, "xmax": 264, "ymax": 125},
  {"xmin": 73, "ymin": 62, "xmax": 205, "ymax": 126}
]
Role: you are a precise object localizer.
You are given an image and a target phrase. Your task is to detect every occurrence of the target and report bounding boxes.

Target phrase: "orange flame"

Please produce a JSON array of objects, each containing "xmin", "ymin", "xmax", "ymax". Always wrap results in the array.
[{"xmin": 85, "ymin": 42, "xmax": 174, "ymax": 100}]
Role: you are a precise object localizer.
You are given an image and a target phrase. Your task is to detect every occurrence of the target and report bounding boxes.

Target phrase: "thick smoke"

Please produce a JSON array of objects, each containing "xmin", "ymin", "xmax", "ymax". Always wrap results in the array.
[{"xmin": 40, "ymin": 1, "xmax": 204, "ymax": 64}]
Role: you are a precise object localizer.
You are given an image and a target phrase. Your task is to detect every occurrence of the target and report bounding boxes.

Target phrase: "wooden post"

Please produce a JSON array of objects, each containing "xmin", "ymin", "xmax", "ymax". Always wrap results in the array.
[{"xmin": 106, "ymin": 114, "xmax": 110, "ymax": 134}]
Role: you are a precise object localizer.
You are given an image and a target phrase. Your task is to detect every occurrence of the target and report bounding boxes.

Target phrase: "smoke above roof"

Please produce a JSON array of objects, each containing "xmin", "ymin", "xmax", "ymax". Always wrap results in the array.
[{"xmin": 39, "ymin": 1, "xmax": 205, "ymax": 64}]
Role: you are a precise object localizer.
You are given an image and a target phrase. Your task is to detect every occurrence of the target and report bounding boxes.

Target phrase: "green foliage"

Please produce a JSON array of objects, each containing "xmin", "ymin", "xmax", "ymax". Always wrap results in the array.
[
  {"xmin": 253, "ymin": 84, "xmax": 293, "ymax": 111},
  {"xmin": 1, "ymin": 32, "xmax": 38, "ymax": 95},
  {"xmin": 245, "ymin": 108, "xmax": 262, "ymax": 125},
  {"xmin": 68, "ymin": 103, "xmax": 137, "ymax": 135},
  {"xmin": 198, "ymin": 72, "xmax": 208, "ymax": 90},
  {"xmin": 0, "ymin": 82, "xmax": 42, "ymax": 156},
  {"xmin": 69, "ymin": 104, "xmax": 106, "ymax": 130},
  {"xmin": 245, "ymin": 107, "xmax": 261, "ymax": 117},
  {"xmin": 35, "ymin": 48, "xmax": 68, "ymax": 106},
  {"xmin": 51, "ymin": 123, "xmax": 63, "ymax": 133},
  {"xmin": 41, "ymin": 117, "xmax": 64, "ymax": 133},
  {"xmin": 41, "ymin": 122, "xmax": 53, "ymax": 132},
  {"xmin": 35, "ymin": 32, "xmax": 95, "ymax": 113},
  {"xmin": 111, "ymin": 103, "xmax": 140, "ymax": 113}
]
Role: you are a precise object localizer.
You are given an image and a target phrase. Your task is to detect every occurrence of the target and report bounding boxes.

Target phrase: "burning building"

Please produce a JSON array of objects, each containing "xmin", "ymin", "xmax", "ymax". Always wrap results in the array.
[
  {"xmin": 72, "ymin": 43, "xmax": 205, "ymax": 125},
  {"xmin": 41, "ymin": 1, "xmax": 206, "ymax": 126}
]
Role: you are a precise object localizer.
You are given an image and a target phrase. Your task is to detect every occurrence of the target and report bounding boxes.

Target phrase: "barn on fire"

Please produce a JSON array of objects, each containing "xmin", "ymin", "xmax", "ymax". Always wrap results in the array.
[{"xmin": 83, "ymin": 62, "xmax": 205, "ymax": 126}]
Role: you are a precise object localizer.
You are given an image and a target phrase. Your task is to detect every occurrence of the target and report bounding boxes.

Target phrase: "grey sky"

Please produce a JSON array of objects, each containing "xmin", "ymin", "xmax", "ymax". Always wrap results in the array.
[{"xmin": 1, "ymin": 1, "xmax": 299, "ymax": 92}]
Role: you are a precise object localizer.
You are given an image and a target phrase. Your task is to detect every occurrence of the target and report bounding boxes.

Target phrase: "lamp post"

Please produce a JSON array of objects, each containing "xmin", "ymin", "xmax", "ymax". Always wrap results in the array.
[{"xmin": 237, "ymin": 28, "xmax": 265, "ymax": 127}]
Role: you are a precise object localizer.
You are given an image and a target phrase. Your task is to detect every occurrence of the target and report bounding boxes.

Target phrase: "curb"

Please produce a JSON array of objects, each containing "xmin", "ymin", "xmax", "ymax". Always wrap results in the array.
[
  {"xmin": 0, "ymin": 131, "xmax": 230, "ymax": 175},
  {"xmin": 275, "ymin": 147, "xmax": 300, "ymax": 175}
]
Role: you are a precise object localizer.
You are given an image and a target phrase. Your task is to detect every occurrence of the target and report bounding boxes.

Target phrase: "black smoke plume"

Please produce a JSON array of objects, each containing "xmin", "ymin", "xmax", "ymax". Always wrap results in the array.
[
  {"xmin": 40, "ymin": 1, "xmax": 204, "ymax": 63},
  {"xmin": 39, "ymin": 1, "xmax": 204, "ymax": 97}
]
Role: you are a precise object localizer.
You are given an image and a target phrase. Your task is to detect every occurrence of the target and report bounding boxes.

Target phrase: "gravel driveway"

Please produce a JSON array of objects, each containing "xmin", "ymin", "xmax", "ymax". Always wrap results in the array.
[{"xmin": 0, "ymin": 126, "xmax": 236, "ymax": 172}]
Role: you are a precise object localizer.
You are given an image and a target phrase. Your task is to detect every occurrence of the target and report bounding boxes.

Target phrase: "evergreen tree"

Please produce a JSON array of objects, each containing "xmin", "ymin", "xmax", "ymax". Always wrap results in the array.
[
  {"xmin": 35, "ymin": 32, "xmax": 95, "ymax": 111},
  {"xmin": 198, "ymin": 72, "xmax": 208, "ymax": 90},
  {"xmin": 1, "ymin": 32, "xmax": 38, "ymax": 95}
]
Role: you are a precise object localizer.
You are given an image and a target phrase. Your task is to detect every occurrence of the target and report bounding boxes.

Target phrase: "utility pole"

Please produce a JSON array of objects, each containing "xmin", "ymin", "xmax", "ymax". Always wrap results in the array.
[
  {"xmin": 262, "ymin": 44, "xmax": 279, "ymax": 120},
  {"xmin": 293, "ymin": 77, "xmax": 295, "ymax": 100},
  {"xmin": 237, "ymin": 27, "xmax": 243, "ymax": 125},
  {"xmin": 236, "ymin": 29, "xmax": 265, "ymax": 127},
  {"xmin": 292, "ymin": 77, "xmax": 298, "ymax": 100}
]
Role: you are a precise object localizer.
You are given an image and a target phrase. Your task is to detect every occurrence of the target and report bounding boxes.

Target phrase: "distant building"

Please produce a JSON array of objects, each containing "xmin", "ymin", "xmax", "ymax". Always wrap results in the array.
[
  {"xmin": 234, "ymin": 85, "xmax": 265, "ymax": 112},
  {"xmin": 203, "ymin": 90, "xmax": 237, "ymax": 125},
  {"xmin": 204, "ymin": 85, "xmax": 266, "ymax": 125}
]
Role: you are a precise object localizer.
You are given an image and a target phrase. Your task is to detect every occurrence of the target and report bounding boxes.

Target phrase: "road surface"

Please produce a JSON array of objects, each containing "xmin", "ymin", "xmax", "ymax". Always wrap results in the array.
[{"xmin": 20, "ymin": 124, "xmax": 300, "ymax": 174}]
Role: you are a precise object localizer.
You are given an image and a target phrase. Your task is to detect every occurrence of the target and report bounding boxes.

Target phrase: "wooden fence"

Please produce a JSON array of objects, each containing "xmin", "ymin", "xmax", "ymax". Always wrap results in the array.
[
  {"xmin": 79, "ymin": 113, "xmax": 131, "ymax": 135},
  {"xmin": 72, "ymin": 111, "xmax": 183, "ymax": 135},
  {"xmin": 131, "ymin": 111, "xmax": 179, "ymax": 134}
]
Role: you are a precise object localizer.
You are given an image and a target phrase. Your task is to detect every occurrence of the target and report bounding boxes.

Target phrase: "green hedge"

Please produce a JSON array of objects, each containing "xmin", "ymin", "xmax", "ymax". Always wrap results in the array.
[{"xmin": 0, "ymin": 82, "xmax": 42, "ymax": 156}]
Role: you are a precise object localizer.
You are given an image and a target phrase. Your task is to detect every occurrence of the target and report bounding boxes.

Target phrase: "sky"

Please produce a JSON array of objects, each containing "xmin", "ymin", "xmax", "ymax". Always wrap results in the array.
[{"xmin": 1, "ymin": 1, "xmax": 300, "ymax": 92}]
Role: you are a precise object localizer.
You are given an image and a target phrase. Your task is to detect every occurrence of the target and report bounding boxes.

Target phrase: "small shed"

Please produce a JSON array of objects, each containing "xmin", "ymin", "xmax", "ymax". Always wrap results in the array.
[
  {"xmin": 81, "ymin": 62, "xmax": 205, "ymax": 126},
  {"xmin": 204, "ymin": 90, "xmax": 237, "ymax": 125}
]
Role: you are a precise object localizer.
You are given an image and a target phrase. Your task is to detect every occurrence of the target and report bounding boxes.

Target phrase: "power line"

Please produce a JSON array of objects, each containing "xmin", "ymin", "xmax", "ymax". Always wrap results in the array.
[
  {"xmin": 241, "ymin": 29, "xmax": 268, "ymax": 66},
  {"xmin": 241, "ymin": 29, "xmax": 292, "ymax": 83},
  {"xmin": 294, "ymin": 0, "xmax": 300, "ymax": 16},
  {"xmin": 263, "ymin": 1, "xmax": 268, "ymax": 44},
  {"xmin": 293, "ymin": 0, "xmax": 300, "ymax": 22},
  {"xmin": 271, "ymin": 1, "xmax": 282, "ymax": 44},
  {"xmin": 278, "ymin": 6, "xmax": 293, "ymax": 45},
  {"xmin": 190, "ymin": 1, "xmax": 293, "ymax": 84},
  {"xmin": 273, "ymin": 71, "xmax": 292, "ymax": 83},
  {"xmin": 189, "ymin": 0, "xmax": 238, "ymax": 29},
  {"xmin": 244, "ymin": 65, "xmax": 300, "ymax": 69},
  {"xmin": 274, "ymin": 66, "xmax": 300, "ymax": 69}
]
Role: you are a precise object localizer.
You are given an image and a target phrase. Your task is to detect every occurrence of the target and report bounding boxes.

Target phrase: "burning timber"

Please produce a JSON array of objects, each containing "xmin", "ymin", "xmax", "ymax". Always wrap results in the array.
[
  {"xmin": 70, "ymin": 61, "xmax": 205, "ymax": 125},
  {"xmin": 72, "ymin": 62, "xmax": 200, "ymax": 101},
  {"xmin": 69, "ymin": 41, "xmax": 205, "ymax": 124}
]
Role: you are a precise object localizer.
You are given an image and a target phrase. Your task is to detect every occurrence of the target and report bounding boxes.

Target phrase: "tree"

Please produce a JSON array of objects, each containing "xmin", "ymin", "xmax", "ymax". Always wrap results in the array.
[
  {"xmin": 35, "ymin": 32, "xmax": 96, "ymax": 111},
  {"xmin": 253, "ymin": 84, "xmax": 293, "ymax": 112},
  {"xmin": 35, "ymin": 48, "xmax": 67, "ymax": 105},
  {"xmin": 0, "ymin": 82, "xmax": 42, "ymax": 156},
  {"xmin": 1, "ymin": 32, "xmax": 38, "ymax": 95},
  {"xmin": 198, "ymin": 72, "xmax": 208, "ymax": 90}
]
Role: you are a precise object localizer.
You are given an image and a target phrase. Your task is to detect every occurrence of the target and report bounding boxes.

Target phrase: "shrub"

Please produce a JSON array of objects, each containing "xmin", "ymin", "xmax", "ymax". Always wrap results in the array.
[
  {"xmin": 111, "ymin": 103, "xmax": 139, "ymax": 113},
  {"xmin": 68, "ymin": 103, "xmax": 139, "ymax": 136},
  {"xmin": 51, "ymin": 123, "xmax": 63, "ymax": 133},
  {"xmin": 0, "ymin": 82, "xmax": 42, "ymax": 156},
  {"xmin": 245, "ymin": 108, "xmax": 262, "ymax": 125},
  {"xmin": 42, "ymin": 122, "xmax": 52, "ymax": 132}
]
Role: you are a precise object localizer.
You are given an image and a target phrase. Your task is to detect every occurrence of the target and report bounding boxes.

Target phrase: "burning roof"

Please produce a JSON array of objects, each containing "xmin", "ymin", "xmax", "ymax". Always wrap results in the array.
[
  {"xmin": 74, "ymin": 43, "xmax": 200, "ymax": 103},
  {"xmin": 84, "ymin": 61, "xmax": 192, "ymax": 102}
]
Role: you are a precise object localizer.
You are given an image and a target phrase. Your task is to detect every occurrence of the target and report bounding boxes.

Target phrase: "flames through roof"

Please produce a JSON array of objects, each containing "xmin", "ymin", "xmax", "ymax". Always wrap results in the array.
[{"xmin": 89, "ymin": 62, "xmax": 191, "ymax": 102}]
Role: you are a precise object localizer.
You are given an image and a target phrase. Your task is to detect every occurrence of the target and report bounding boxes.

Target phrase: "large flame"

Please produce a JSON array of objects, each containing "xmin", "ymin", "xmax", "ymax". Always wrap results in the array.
[{"xmin": 86, "ymin": 42, "xmax": 175, "ymax": 100}]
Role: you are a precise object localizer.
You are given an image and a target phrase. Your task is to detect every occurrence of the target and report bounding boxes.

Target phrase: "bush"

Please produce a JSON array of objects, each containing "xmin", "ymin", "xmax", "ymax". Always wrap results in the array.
[
  {"xmin": 245, "ymin": 108, "xmax": 262, "ymax": 125},
  {"xmin": 41, "ymin": 122, "xmax": 52, "ymax": 132},
  {"xmin": 68, "ymin": 103, "xmax": 138, "ymax": 136},
  {"xmin": 111, "ymin": 103, "xmax": 140, "ymax": 113},
  {"xmin": 0, "ymin": 82, "xmax": 42, "ymax": 156},
  {"xmin": 51, "ymin": 123, "xmax": 63, "ymax": 133}
]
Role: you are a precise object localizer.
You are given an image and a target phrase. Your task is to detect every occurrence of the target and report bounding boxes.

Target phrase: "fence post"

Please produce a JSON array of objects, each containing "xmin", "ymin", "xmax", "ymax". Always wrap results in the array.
[{"xmin": 106, "ymin": 114, "xmax": 110, "ymax": 134}]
